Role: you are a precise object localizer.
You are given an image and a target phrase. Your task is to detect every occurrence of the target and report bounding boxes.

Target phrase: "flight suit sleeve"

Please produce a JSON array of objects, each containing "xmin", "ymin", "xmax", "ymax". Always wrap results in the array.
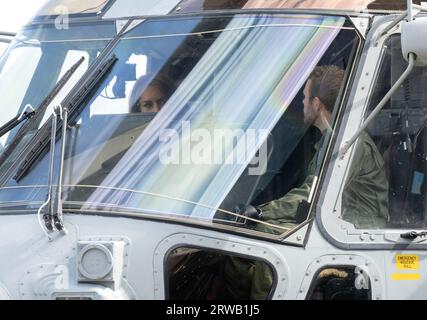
[
  {"xmin": 253, "ymin": 139, "xmax": 322, "ymax": 235},
  {"xmin": 258, "ymin": 175, "xmax": 314, "ymax": 221},
  {"xmin": 250, "ymin": 260, "xmax": 274, "ymax": 300},
  {"xmin": 341, "ymin": 132, "xmax": 389, "ymax": 228}
]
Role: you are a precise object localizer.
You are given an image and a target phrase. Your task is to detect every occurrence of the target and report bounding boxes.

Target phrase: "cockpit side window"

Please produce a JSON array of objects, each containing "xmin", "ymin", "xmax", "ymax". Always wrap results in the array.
[
  {"xmin": 306, "ymin": 266, "xmax": 371, "ymax": 300},
  {"xmin": 166, "ymin": 247, "xmax": 275, "ymax": 300},
  {"xmin": 347, "ymin": 34, "xmax": 427, "ymax": 229}
]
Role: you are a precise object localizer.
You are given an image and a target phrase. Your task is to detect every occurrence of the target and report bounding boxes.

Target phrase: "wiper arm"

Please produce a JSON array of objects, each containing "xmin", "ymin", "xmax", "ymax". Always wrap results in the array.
[
  {"xmin": 13, "ymin": 54, "xmax": 118, "ymax": 182},
  {"xmin": 400, "ymin": 231, "xmax": 427, "ymax": 240},
  {"xmin": 0, "ymin": 104, "xmax": 35, "ymax": 138},
  {"xmin": 0, "ymin": 56, "xmax": 85, "ymax": 168},
  {"xmin": 53, "ymin": 105, "xmax": 68, "ymax": 231},
  {"xmin": 38, "ymin": 105, "xmax": 69, "ymax": 235}
]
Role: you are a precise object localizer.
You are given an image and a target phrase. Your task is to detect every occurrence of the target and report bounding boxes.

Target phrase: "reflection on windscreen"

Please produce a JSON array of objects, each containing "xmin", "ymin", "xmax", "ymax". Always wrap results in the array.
[
  {"xmin": 0, "ymin": 21, "xmax": 114, "ymax": 171},
  {"xmin": 0, "ymin": 14, "xmax": 358, "ymax": 238}
]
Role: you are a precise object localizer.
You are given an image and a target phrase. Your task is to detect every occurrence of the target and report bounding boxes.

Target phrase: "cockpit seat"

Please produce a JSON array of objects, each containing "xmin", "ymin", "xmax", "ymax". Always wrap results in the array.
[{"xmin": 368, "ymin": 109, "xmax": 427, "ymax": 228}]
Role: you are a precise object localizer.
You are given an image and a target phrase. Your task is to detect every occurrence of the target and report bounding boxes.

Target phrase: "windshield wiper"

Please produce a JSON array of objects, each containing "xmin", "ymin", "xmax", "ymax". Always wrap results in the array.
[
  {"xmin": 0, "ymin": 104, "xmax": 35, "ymax": 138},
  {"xmin": 400, "ymin": 231, "xmax": 427, "ymax": 240},
  {"xmin": 0, "ymin": 56, "xmax": 85, "ymax": 168},
  {"xmin": 39, "ymin": 104, "xmax": 69, "ymax": 234},
  {"xmin": 13, "ymin": 54, "xmax": 118, "ymax": 182}
]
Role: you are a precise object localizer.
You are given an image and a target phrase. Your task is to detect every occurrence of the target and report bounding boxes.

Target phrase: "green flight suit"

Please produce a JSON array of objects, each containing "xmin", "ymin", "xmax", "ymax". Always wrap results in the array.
[
  {"xmin": 255, "ymin": 135, "xmax": 323, "ymax": 235},
  {"xmin": 257, "ymin": 131, "xmax": 388, "ymax": 233},
  {"xmin": 341, "ymin": 132, "xmax": 389, "ymax": 228},
  {"xmin": 223, "ymin": 131, "xmax": 389, "ymax": 299}
]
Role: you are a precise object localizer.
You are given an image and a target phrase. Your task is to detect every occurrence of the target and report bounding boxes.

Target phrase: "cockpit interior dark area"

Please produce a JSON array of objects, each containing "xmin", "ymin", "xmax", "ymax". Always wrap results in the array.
[{"xmin": 367, "ymin": 34, "xmax": 427, "ymax": 228}]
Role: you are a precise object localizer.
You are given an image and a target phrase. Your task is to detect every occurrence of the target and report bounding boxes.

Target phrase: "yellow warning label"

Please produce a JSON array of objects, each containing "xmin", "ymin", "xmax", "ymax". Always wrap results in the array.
[
  {"xmin": 396, "ymin": 255, "xmax": 419, "ymax": 270},
  {"xmin": 392, "ymin": 273, "xmax": 421, "ymax": 281}
]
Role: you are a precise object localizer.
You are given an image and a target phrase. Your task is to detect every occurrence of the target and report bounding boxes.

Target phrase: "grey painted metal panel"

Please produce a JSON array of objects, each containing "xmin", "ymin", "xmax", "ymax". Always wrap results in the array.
[{"xmin": 103, "ymin": 0, "xmax": 182, "ymax": 19}]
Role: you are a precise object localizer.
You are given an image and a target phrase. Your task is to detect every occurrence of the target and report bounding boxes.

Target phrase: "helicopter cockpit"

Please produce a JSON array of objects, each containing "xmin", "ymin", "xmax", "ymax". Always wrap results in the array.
[
  {"xmin": 3, "ymin": 0, "xmax": 427, "ymax": 303},
  {"xmin": 0, "ymin": 12, "xmax": 362, "ymax": 241}
]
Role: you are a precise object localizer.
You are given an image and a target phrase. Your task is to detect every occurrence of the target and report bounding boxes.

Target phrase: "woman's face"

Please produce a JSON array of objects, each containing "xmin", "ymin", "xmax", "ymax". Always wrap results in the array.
[{"xmin": 137, "ymin": 85, "xmax": 167, "ymax": 113}]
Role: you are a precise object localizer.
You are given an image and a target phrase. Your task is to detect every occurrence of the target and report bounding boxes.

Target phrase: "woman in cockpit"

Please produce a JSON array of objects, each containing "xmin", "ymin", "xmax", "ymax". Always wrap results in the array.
[{"xmin": 129, "ymin": 73, "xmax": 173, "ymax": 113}]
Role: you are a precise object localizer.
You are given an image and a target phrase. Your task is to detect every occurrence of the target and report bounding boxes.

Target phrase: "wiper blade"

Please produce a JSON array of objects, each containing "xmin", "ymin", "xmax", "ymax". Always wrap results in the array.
[
  {"xmin": 400, "ymin": 231, "xmax": 427, "ymax": 240},
  {"xmin": 0, "ymin": 104, "xmax": 35, "ymax": 138},
  {"xmin": 14, "ymin": 54, "xmax": 118, "ymax": 182},
  {"xmin": 0, "ymin": 56, "xmax": 85, "ymax": 167}
]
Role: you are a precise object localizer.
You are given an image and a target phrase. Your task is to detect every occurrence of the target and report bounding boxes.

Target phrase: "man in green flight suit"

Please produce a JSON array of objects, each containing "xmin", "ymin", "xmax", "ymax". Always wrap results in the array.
[
  {"xmin": 222, "ymin": 65, "xmax": 389, "ymax": 299},
  {"xmin": 253, "ymin": 65, "xmax": 389, "ymax": 234}
]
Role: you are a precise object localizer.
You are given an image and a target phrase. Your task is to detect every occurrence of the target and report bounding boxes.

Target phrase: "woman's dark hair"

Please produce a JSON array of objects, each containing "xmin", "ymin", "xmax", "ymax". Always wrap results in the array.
[{"xmin": 129, "ymin": 73, "xmax": 174, "ymax": 112}]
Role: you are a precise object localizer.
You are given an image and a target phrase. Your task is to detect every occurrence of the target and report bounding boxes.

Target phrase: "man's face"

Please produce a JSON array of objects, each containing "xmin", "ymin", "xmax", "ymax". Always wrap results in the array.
[{"xmin": 302, "ymin": 79, "xmax": 318, "ymax": 126}]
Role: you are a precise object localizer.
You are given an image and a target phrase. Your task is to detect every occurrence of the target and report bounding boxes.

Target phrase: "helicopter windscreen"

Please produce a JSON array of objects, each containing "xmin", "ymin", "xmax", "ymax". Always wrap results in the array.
[
  {"xmin": 0, "ymin": 20, "xmax": 114, "ymax": 163},
  {"xmin": 0, "ymin": 13, "xmax": 359, "ymax": 238}
]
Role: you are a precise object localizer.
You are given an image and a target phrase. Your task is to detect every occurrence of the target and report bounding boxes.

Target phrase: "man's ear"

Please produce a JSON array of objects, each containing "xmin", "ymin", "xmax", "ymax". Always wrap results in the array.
[{"xmin": 312, "ymin": 96, "xmax": 322, "ymax": 112}]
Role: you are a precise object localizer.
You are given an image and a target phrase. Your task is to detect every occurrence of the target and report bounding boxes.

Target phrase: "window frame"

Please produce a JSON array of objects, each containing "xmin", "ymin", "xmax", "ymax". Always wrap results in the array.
[
  {"xmin": 305, "ymin": 265, "xmax": 372, "ymax": 300},
  {"xmin": 163, "ymin": 245, "xmax": 278, "ymax": 300},
  {"xmin": 317, "ymin": 14, "xmax": 427, "ymax": 250},
  {"xmin": 297, "ymin": 254, "xmax": 383, "ymax": 300},
  {"xmin": 153, "ymin": 233, "xmax": 289, "ymax": 300}
]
